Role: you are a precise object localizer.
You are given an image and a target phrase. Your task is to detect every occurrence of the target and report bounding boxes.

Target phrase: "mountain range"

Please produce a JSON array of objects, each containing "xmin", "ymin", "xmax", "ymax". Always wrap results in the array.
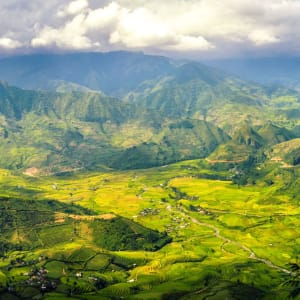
[
  {"xmin": 206, "ymin": 57, "xmax": 300, "ymax": 89},
  {"xmin": 0, "ymin": 51, "xmax": 299, "ymax": 174}
]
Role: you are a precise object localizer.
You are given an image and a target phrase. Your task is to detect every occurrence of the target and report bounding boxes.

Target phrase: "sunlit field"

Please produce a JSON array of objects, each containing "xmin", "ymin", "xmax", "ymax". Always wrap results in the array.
[{"xmin": 0, "ymin": 159, "xmax": 299, "ymax": 299}]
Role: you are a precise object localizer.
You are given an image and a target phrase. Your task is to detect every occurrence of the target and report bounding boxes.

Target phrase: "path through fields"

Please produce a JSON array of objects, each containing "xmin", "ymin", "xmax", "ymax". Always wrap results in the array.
[{"xmin": 167, "ymin": 204, "xmax": 292, "ymax": 275}]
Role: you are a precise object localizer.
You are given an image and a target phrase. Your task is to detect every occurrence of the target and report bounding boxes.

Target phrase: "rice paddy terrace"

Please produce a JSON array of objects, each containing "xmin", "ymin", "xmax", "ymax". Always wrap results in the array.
[{"xmin": 0, "ymin": 159, "xmax": 299, "ymax": 299}]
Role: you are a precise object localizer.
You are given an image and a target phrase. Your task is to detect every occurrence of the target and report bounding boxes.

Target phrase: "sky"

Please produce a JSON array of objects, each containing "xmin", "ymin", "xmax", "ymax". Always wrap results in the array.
[{"xmin": 1, "ymin": 0, "xmax": 300, "ymax": 59}]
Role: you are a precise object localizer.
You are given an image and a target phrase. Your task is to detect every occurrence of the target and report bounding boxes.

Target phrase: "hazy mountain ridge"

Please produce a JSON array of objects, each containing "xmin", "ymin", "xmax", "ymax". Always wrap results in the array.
[
  {"xmin": 206, "ymin": 57, "xmax": 300, "ymax": 90},
  {"xmin": 0, "ymin": 52, "xmax": 299, "ymax": 173},
  {"xmin": 0, "ymin": 52, "xmax": 174, "ymax": 97}
]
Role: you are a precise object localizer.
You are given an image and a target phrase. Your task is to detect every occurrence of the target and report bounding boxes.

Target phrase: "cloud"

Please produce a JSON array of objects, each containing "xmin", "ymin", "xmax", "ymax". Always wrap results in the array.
[
  {"xmin": 58, "ymin": 0, "xmax": 89, "ymax": 17},
  {"xmin": 85, "ymin": 2, "xmax": 121, "ymax": 30},
  {"xmin": 1, "ymin": 0, "xmax": 300, "ymax": 57},
  {"xmin": 248, "ymin": 30, "xmax": 280, "ymax": 46},
  {"xmin": 109, "ymin": 7, "xmax": 177, "ymax": 48},
  {"xmin": 31, "ymin": 2, "xmax": 214, "ymax": 53},
  {"xmin": 32, "ymin": 14, "xmax": 95, "ymax": 49},
  {"xmin": 0, "ymin": 38, "xmax": 22, "ymax": 49},
  {"xmin": 165, "ymin": 36, "xmax": 214, "ymax": 52}
]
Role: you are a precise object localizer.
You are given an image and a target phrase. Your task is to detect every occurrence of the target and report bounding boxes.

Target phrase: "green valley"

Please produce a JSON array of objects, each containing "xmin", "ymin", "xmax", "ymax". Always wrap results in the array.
[
  {"xmin": 0, "ymin": 158, "xmax": 299, "ymax": 299},
  {"xmin": 0, "ymin": 51, "xmax": 299, "ymax": 299}
]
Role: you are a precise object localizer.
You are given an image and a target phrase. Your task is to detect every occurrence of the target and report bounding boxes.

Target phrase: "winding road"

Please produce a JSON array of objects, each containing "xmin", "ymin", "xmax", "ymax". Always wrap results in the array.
[{"xmin": 167, "ymin": 204, "xmax": 292, "ymax": 275}]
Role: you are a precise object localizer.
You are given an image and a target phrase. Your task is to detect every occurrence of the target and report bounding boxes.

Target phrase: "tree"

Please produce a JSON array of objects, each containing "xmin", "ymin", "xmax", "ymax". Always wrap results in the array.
[{"xmin": 283, "ymin": 263, "xmax": 300, "ymax": 298}]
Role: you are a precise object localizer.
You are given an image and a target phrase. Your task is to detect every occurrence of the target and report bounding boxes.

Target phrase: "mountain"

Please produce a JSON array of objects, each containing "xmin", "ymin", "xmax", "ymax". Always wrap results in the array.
[
  {"xmin": 205, "ymin": 57, "xmax": 300, "ymax": 89},
  {"xmin": 0, "ymin": 81, "xmax": 231, "ymax": 172},
  {"xmin": 0, "ymin": 81, "xmax": 129, "ymax": 171},
  {"xmin": 111, "ymin": 119, "xmax": 230, "ymax": 169},
  {"xmin": 126, "ymin": 61, "xmax": 289, "ymax": 133},
  {"xmin": 257, "ymin": 123, "xmax": 296, "ymax": 145},
  {"xmin": 0, "ymin": 51, "xmax": 299, "ymax": 172},
  {"xmin": 0, "ymin": 81, "xmax": 128, "ymax": 122},
  {"xmin": 208, "ymin": 123, "xmax": 297, "ymax": 163},
  {"xmin": 0, "ymin": 51, "xmax": 174, "ymax": 97},
  {"xmin": 270, "ymin": 138, "xmax": 300, "ymax": 166}
]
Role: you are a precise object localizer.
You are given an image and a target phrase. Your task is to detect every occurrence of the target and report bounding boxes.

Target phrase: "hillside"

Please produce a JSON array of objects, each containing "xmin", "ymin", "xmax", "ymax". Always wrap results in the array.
[
  {"xmin": 0, "ymin": 73, "xmax": 256, "ymax": 172},
  {"xmin": 0, "ymin": 197, "xmax": 170, "ymax": 253},
  {"xmin": 269, "ymin": 138, "xmax": 300, "ymax": 166},
  {"xmin": 122, "ymin": 59, "xmax": 300, "ymax": 133},
  {"xmin": 0, "ymin": 51, "xmax": 299, "ymax": 173},
  {"xmin": 0, "ymin": 51, "xmax": 299, "ymax": 130},
  {"xmin": 257, "ymin": 123, "xmax": 296, "ymax": 145},
  {"xmin": 112, "ymin": 120, "xmax": 230, "ymax": 169},
  {"xmin": 0, "ymin": 81, "xmax": 129, "ymax": 122}
]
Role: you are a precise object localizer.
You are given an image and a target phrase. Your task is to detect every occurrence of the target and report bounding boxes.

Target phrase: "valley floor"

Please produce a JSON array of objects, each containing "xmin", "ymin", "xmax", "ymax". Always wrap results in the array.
[{"xmin": 0, "ymin": 159, "xmax": 299, "ymax": 299}]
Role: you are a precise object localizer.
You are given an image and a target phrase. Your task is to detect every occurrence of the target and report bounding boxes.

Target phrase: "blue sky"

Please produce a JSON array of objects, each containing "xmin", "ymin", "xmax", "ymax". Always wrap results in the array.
[{"xmin": 1, "ymin": 0, "xmax": 300, "ymax": 58}]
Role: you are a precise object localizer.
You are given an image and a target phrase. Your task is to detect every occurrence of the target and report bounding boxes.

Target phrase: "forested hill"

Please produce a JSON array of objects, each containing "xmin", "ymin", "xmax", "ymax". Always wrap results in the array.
[{"xmin": 0, "ymin": 52, "xmax": 299, "ymax": 173}]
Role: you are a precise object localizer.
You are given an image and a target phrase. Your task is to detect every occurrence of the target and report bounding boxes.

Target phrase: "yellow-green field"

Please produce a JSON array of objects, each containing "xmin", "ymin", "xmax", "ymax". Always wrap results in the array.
[{"xmin": 0, "ymin": 160, "xmax": 299, "ymax": 299}]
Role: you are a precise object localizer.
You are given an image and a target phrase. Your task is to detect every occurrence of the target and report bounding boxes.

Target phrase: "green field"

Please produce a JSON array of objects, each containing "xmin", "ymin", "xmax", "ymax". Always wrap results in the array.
[{"xmin": 0, "ymin": 159, "xmax": 299, "ymax": 299}]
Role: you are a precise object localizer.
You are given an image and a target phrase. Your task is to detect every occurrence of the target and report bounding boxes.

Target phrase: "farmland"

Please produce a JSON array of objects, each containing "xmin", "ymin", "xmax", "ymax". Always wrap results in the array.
[{"xmin": 0, "ymin": 159, "xmax": 299, "ymax": 299}]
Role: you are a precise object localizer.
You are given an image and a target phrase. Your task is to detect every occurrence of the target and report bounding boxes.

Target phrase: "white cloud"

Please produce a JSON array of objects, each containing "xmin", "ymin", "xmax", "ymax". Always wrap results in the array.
[
  {"xmin": 109, "ymin": 7, "xmax": 176, "ymax": 48},
  {"xmin": 2, "ymin": 0, "xmax": 300, "ymax": 57},
  {"xmin": 32, "ymin": 2, "xmax": 215, "ymax": 53},
  {"xmin": 32, "ymin": 14, "xmax": 95, "ymax": 49},
  {"xmin": 58, "ymin": 0, "xmax": 89, "ymax": 17},
  {"xmin": 0, "ymin": 37, "xmax": 22, "ymax": 49},
  {"xmin": 85, "ymin": 2, "xmax": 121, "ymax": 30},
  {"xmin": 248, "ymin": 30, "xmax": 280, "ymax": 46},
  {"xmin": 165, "ymin": 36, "xmax": 214, "ymax": 52}
]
